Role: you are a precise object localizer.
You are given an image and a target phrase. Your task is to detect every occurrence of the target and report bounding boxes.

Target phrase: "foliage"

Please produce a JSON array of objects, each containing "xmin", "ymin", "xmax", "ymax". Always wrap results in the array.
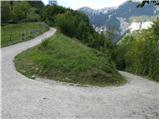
[
  {"xmin": 26, "ymin": 8, "xmax": 41, "ymax": 22},
  {"xmin": 1, "ymin": 1, "xmax": 44, "ymax": 23},
  {"xmin": 28, "ymin": 1, "xmax": 44, "ymax": 13},
  {"xmin": 55, "ymin": 12, "xmax": 77, "ymax": 37},
  {"xmin": 15, "ymin": 33, "xmax": 126, "ymax": 86},
  {"xmin": 40, "ymin": 5, "xmax": 114, "ymax": 54},
  {"xmin": 41, "ymin": 39, "xmax": 49, "ymax": 48},
  {"xmin": 40, "ymin": 5, "xmax": 66, "ymax": 25},
  {"xmin": 137, "ymin": 0, "xmax": 159, "ymax": 7},
  {"xmin": 12, "ymin": 1, "xmax": 31, "ymax": 22},
  {"xmin": 1, "ymin": 1, "xmax": 13, "ymax": 23},
  {"xmin": 115, "ymin": 19, "xmax": 159, "ymax": 81},
  {"xmin": 54, "ymin": 10, "xmax": 113, "ymax": 52}
]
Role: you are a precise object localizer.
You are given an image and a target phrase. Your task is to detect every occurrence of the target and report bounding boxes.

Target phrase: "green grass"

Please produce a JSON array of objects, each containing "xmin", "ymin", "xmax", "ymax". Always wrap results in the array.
[
  {"xmin": 15, "ymin": 32, "xmax": 126, "ymax": 86},
  {"xmin": 1, "ymin": 22, "xmax": 49, "ymax": 47}
]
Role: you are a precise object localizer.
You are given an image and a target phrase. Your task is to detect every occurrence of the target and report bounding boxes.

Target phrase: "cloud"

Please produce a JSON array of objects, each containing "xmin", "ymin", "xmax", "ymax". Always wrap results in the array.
[{"xmin": 42, "ymin": 0, "xmax": 129, "ymax": 9}]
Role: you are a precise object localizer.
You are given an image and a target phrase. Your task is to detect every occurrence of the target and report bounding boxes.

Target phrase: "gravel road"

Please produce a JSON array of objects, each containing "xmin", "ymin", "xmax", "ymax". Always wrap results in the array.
[{"xmin": 1, "ymin": 28, "xmax": 159, "ymax": 119}]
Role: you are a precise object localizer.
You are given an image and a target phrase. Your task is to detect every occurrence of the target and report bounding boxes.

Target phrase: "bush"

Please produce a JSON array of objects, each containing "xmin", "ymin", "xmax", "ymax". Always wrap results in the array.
[
  {"xmin": 1, "ymin": 2, "xmax": 13, "ymax": 23},
  {"xmin": 54, "ymin": 10, "xmax": 113, "ymax": 51},
  {"xmin": 26, "ymin": 8, "xmax": 41, "ymax": 22},
  {"xmin": 41, "ymin": 40, "xmax": 48, "ymax": 48},
  {"xmin": 12, "ymin": 1, "xmax": 31, "ymax": 22},
  {"xmin": 1, "ymin": 1, "xmax": 44, "ymax": 23},
  {"xmin": 115, "ymin": 19, "xmax": 159, "ymax": 81},
  {"xmin": 40, "ymin": 5, "xmax": 66, "ymax": 25}
]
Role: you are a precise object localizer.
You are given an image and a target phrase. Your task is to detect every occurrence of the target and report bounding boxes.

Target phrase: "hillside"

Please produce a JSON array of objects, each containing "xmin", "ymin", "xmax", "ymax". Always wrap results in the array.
[
  {"xmin": 79, "ymin": 1, "xmax": 158, "ymax": 42},
  {"xmin": 15, "ymin": 32, "xmax": 126, "ymax": 86},
  {"xmin": 1, "ymin": 1, "xmax": 123, "ymax": 86},
  {"xmin": 1, "ymin": 22, "xmax": 49, "ymax": 47}
]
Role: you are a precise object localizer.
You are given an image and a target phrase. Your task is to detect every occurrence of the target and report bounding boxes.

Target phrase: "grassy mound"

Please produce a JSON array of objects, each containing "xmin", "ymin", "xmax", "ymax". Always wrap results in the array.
[
  {"xmin": 1, "ymin": 22, "xmax": 49, "ymax": 47},
  {"xmin": 15, "ymin": 33, "xmax": 126, "ymax": 86}
]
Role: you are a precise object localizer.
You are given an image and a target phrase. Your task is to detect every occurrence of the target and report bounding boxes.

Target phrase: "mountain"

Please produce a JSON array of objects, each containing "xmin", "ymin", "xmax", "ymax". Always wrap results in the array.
[
  {"xmin": 129, "ymin": 21, "xmax": 153, "ymax": 32},
  {"xmin": 79, "ymin": 1, "xmax": 158, "ymax": 43}
]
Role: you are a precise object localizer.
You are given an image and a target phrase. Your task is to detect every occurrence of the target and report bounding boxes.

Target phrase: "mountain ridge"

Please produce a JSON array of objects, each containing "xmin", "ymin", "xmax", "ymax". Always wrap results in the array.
[{"xmin": 79, "ymin": 1, "xmax": 158, "ymax": 42}]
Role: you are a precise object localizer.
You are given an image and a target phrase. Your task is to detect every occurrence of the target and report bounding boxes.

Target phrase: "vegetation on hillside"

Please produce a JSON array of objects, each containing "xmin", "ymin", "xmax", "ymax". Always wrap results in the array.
[
  {"xmin": 41, "ymin": 5, "xmax": 114, "ymax": 53},
  {"xmin": 2, "ymin": 0, "xmax": 158, "ymax": 85},
  {"xmin": 114, "ymin": 19, "xmax": 159, "ymax": 81},
  {"xmin": 1, "ymin": 22, "xmax": 49, "ymax": 47},
  {"xmin": 1, "ymin": 1, "xmax": 44, "ymax": 24},
  {"xmin": 15, "ymin": 33, "xmax": 125, "ymax": 86},
  {"xmin": 2, "ymin": 1, "xmax": 115, "ymax": 57},
  {"xmin": 2, "ymin": 1, "xmax": 125, "ymax": 86}
]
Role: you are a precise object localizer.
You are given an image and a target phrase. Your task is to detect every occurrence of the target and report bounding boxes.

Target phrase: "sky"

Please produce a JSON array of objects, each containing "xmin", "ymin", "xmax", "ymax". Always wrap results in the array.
[{"xmin": 42, "ymin": 0, "xmax": 130, "ymax": 10}]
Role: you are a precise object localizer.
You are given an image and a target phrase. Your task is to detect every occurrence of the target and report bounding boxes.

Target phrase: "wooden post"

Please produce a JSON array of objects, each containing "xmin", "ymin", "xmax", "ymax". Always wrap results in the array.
[
  {"xmin": 22, "ymin": 31, "xmax": 25, "ymax": 41},
  {"xmin": 9, "ymin": 32, "xmax": 12, "ymax": 42}
]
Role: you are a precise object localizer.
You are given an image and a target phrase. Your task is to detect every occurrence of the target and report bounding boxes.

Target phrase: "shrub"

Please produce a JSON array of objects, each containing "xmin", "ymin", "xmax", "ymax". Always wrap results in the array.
[{"xmin": 41, "ymin": 40, "xmax": 48, "ymax": 48}]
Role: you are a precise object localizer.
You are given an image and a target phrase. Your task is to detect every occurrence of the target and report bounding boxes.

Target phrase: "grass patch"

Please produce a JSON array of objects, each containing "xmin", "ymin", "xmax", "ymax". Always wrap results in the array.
[
  {"xmin": 1, "ymin": 22, "xmax": 49, "ymax": 47},
  {"xmin": 15, "ymin": 32, "xmax": 126, "ymax": 86}
]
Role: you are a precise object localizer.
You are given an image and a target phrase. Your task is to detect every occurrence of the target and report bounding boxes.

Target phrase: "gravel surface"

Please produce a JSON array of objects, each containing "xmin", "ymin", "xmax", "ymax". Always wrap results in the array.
[{"xmin": 1, "ymin": 28, "xmax": 159, "ymax": 119}]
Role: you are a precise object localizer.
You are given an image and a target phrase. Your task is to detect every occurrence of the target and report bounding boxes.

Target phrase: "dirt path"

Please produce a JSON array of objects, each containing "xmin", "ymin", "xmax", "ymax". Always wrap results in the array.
[{"xmin": 1, "ymin": 28, "xmax": 159, "ymax": 118}]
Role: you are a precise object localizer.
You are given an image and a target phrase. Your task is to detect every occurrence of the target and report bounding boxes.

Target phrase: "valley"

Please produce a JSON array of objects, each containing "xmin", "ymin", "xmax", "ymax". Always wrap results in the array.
[{"xmin": 79, "ymin": 1, "xmax": 158, "ymax": 42}]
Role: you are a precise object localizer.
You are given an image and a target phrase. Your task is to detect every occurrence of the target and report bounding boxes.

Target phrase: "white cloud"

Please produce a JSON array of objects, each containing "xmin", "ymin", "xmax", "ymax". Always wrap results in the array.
[{"xmin": 42, "ymin": 0, "xmax": 129, "ymax": 9}]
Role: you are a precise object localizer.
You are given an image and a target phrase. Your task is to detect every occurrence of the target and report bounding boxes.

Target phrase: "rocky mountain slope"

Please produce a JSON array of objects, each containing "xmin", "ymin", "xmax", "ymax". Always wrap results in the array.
[{"xmin": 79, "ymin": 1, "xmax": 158, "ymax": 42}]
